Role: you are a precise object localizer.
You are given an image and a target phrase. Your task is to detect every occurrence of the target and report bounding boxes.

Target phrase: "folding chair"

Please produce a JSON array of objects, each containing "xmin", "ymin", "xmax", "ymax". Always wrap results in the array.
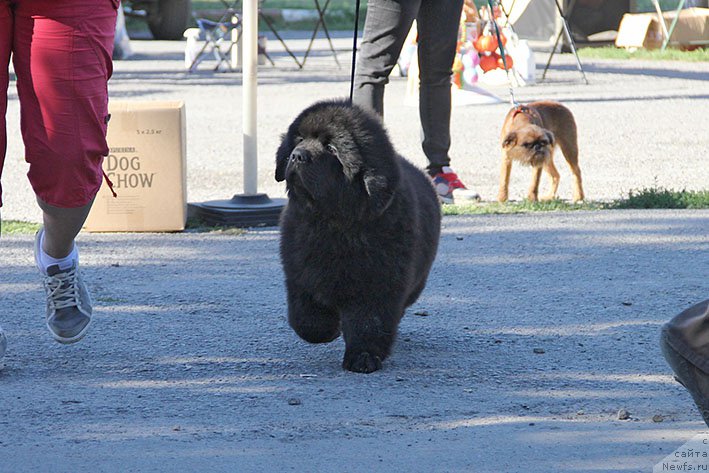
[
  {"xmin": 540, "ymin": 0, "xmax": 589, "ymax": 84},
  {"xmin": 258, "ymin": 1, "xmax": 304, "ymax": 68},
  {"xmin": 300, "ymin": 0, "xmax": 341, "ymax": 68},
  {"xmin": 652, "ymin": 0, "xmax": 689, "ymax": 51},
  {"xmin": 190, "ymin": 0, "xmax": 297, "ymax": 72},
  {"xmin": 188, "ymin": 2, "xmax": 243, "ymax": 72}
]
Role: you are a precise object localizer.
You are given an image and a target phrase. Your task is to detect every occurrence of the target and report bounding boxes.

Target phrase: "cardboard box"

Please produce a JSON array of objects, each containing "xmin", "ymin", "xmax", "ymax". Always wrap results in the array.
[
  {"xmin": 616, "ymin": 7, "xmax": 709, "ymax": 49},
  {"xmin": 84, "ymin": 101, "xmax": 187, "ymax": 232}
]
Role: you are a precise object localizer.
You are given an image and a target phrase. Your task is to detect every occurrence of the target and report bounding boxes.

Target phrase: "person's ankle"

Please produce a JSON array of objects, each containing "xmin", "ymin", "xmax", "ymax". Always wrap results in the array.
[{"xmin": 36, "ymin": 230, "xmax": 78, "ymax": 274}]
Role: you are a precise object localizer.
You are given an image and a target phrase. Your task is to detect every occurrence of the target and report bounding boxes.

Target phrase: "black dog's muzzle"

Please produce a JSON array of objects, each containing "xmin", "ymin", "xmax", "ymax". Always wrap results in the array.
[
  {"xmin": 285, "ymin": 147, "xmax": 312, "ymax": 180},
  {"xmin": 290, "ymin": 148, "xmax": 311, "ymax": 164}
]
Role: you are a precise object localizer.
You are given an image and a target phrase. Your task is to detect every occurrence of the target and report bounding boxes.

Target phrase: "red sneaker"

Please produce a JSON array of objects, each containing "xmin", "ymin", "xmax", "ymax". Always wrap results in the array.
[{"xmin": 431, "ymin": 167, "xmax": 480, "ymax": 204}]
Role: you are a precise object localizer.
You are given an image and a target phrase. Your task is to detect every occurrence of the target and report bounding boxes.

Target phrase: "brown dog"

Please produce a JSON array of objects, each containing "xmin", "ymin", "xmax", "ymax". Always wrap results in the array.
[{"xmin": 498, "ymin": 101, "xmax": 584, "ymax": 203}]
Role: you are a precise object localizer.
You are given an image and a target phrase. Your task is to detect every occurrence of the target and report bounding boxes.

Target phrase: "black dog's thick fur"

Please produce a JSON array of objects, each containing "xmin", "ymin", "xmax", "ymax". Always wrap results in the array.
[{"xmin": 276, "ymin": 99, "xmax": 441, "ymax": 373}]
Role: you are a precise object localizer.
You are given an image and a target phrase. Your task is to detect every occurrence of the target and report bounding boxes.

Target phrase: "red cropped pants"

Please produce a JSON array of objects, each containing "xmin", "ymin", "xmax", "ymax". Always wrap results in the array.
[{"xmin": 0, "ymin": 0, "xmax": 118, "ymax": 208}]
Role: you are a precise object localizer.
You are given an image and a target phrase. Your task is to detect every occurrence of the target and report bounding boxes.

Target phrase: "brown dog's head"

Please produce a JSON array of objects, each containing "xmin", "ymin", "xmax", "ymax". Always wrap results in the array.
[
  {"xmin": 502, "ymin": 124, "xmax": 555, "ymax": 167},
  {"xmin": 275, "ymin": 100, "xmax": 400, "ymax": 220}
]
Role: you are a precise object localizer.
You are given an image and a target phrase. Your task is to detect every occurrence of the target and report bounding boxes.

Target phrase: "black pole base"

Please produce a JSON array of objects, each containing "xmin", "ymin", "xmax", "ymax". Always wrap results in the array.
[{"xmin": 188, "ymin": 193, "xmax": 286, "ymax": 228}]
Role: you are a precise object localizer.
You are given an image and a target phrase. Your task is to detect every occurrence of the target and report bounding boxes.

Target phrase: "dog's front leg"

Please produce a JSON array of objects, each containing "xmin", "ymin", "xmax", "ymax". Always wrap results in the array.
[
  {"xmin": 541, "ymin": 159, "xmax": 560, "ymax": 201},
  {"xmin": 497, "ymin": 157, "xmax": 513, "ymax": 202},
  {"xmin": 287, "ymin": 285, "xmax": 341, "ymax": 344},
  {"xmin": 340, "ymin": 304, "xmax": 402, "ymax": 373},
  {"xmin": 527, "ymin": 165, "xmax": 543, "ymax": 202}
]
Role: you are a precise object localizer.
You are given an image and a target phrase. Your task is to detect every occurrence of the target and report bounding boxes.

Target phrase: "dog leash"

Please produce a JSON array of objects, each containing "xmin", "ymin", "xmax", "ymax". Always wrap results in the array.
[
  {"xmin": 486, "ymin": 0, "xmax": 518, "ymax": 106},
  {"xmin": 348, "ymin": 0, "xmax": 361, "ymax": 105}
]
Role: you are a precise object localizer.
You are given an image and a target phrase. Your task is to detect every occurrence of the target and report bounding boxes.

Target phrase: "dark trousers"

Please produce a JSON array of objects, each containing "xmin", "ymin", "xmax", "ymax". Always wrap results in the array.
[
  {"xmin": 663, "ymin": 300, "xmax": 709, "ymax": 374},
  {"xmin": 353, "ymin": 0, "xmax": 464, "ymax": 174}
]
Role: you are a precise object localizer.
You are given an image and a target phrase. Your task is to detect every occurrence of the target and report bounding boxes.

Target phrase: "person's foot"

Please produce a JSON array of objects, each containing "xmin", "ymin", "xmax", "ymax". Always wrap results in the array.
[
  {"xmin": 34, "ymin": 230, "xmax": 93, "ymax": 344},
  {"xmin": 660, "ymin": 328, "xmax": 709, "ymax": 427},
  {"xmin": 431, "ymin": 167, "xmax": 480, "ymax": 204},
  {"xmin": 0, "ymin": 324, "xmax": 6, "ymax": 370}
]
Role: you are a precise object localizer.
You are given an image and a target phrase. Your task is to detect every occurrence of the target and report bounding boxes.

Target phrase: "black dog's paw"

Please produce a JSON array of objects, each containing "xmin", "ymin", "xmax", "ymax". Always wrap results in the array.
[
  {"xmin": 342, "ymin": 351, "xmax": 383, "ymax": 374},
  {"xmin": 294, "ymin": 324, "xmax": 341, "ymax": 344}
]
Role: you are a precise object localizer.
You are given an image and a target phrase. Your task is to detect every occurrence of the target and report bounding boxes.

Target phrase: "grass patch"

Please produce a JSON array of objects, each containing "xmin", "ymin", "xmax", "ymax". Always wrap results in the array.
[
  {"xmin": 184, "ymin": 217, "xmax": 248, "ymax": 235},
  {"xmin": 195, "ymin": 0, "xmax": 365, "ymax": 32},
  {"xmin": 0, "ymin": 218, "xmax": 249, "ymax": 235},
  {"xmin": 445, "ymin": 187, "xmax": 709, "ymax": 215},
  {"xmin": 609, "ymin": 187, "xmax": 709, "ymax": 209},
  {"xmin": 1, "ymin": 220, "xmax": 41, "ymax": 235},
  {"xmin": 443, "ymin": 199, "xmax": 602, "ymax": 215},
  {"xmin": 126, "ymin": 0, "xmax": 366, "ymax": 37},
  {"xmin": 578, "ymin": 45, "xmax": 709, "ymax": 62},
  {"xmin": 5, "ymin": 190, "xmax": 705, "ymax": 235}
]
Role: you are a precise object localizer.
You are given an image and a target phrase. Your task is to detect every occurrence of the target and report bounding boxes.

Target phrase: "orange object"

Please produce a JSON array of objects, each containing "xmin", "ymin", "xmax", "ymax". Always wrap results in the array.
[
  {"xmin": 452, "ymin": 55, "xmax": 463, "ymax": 88},
  {"xmin": 497, "ymin": 54, "xmax": 513, "ymax": 70},
  {"xmin": 479, "ymin": 54, "xmax": 498, "ymax": 72},
  {"xmin": 474, "ymin": 34, "xmax": 497, "ymax": 53}
]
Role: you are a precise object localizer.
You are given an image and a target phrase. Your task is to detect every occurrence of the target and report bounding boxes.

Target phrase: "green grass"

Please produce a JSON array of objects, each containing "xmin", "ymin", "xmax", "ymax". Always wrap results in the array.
[
  {"xmin": 3, "ymin": 188, "xmax": 706, "ymax": 234},
  {"xmin": 632, "ymin": 0, "xmax": 688, "ymax": 11},
  {"xmin": 1, "ymin": 220, "xmax": 41, "ymax": 235},
  {"xmin": 445, "ymin": 187, "xmax": 709, "ymax": 215},
  {"xmin": 609, "ymin": 187, "xmax": 709, "ymax": 209},
  {"xmin": 0, "ymin": 218, "xmax": 246, "ymax": 235},
  {"xmin": 443, "ymin": 199, "xmax": 601, "ymax": 215},
  {"xmin": 184, "ymin": 217, "xmax": 247, "ymax": 235},
  {"xmin": 578, "ymin": 45, "xmax": 709, "ymax": 62},
  {"xmin": 126, "ymin": 0, "xmax": 367, "ymax": 36}
]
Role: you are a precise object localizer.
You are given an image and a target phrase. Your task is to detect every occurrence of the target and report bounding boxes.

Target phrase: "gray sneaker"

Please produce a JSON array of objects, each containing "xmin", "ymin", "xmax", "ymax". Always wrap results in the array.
[
  {"xmin": 0, "ymin": 324, "xmax": 6, "ymax": 370},
  {"xmin": 35, "ymin": 230, "xmax": 92, "ymax": 344}
]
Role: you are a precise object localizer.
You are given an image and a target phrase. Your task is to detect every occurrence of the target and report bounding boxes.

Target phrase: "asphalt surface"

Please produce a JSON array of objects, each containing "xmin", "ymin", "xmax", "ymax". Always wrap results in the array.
[{"xmin": 1, "ymin": 35, "xmax": 708, "ymax": 472}]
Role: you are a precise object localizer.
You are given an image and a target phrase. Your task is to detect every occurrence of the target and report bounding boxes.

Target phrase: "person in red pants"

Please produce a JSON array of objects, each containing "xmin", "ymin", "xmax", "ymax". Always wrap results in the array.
[
  {"xmin": 660, "ymin": 300, "xmax": 709, "ymax": 427},
  {"xmin": 0, "ymin": 0, "xmax": 118, "ymax": 360}
]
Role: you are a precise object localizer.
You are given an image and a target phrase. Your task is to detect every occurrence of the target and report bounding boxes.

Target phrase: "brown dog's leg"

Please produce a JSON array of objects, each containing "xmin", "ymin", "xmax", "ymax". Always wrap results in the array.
[
  {"xmin": 527, "ymin": 165, "xmax": 543, "ymax": 202},
  {"xmin": 557, "ymin": 135, "xmax": 584, "ymax": 202},
  {"xmin": 569, "ymin": 163, "xmax": 584, "ymax": 202},
  {"xmin": 498, "ymin": 158, "xmax": 513, "ymax": 202},
  {"xmin": 541, "ymin": 159, "xmax": 560, "ymax": 201}
]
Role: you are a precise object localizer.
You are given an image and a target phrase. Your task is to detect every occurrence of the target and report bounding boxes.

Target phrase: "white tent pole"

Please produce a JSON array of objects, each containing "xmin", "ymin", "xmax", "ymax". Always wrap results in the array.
[
  {"xmin": 243, "ymin": 0, "xmax": 258, "ymax": 196},
  {"xmin": 189, "ymin": 0, "xmax": 285, "ymax": 227}
]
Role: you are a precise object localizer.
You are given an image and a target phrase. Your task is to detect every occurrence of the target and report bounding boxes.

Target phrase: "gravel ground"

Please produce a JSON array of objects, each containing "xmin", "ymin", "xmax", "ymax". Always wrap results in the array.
[{"xmin": 1, "ymin": 35, "xmax": 708, "ymax": 472}]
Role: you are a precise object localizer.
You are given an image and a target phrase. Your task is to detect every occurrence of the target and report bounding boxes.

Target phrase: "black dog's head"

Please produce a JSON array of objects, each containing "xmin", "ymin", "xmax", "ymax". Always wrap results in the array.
[{"xmin": 276, "ymin": 100, "xmax": 400, "ymax": 219}]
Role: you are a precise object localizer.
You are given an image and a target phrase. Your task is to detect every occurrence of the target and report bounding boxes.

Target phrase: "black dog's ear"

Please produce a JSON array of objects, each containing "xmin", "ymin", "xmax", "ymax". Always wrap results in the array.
[
  {"xmin": 363, "ymin": 166, "xmax": 399, "ymax": 217},
  {"xmin": 275, "ymin": 133, "xmax": 290, "ymax": 182},
  {"xmin": 502, "ymin": 132, "xmax": 517, "ymax": 148},
  {"xmin": 545, "ymin": 130, "xmax": 555, "ymax": 146}
]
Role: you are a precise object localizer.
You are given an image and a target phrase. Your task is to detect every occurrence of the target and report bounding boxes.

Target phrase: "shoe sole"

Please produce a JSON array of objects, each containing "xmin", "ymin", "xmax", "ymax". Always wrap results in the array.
[{"xmin": 47, "ymin": 318, "xmax": 92, "ymax": 345}]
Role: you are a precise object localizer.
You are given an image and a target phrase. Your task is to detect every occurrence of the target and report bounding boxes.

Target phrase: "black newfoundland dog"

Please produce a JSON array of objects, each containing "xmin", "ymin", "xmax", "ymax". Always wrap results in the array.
[{"xmin": 275, "ymin": 99, "xmax": 441, "ymax": 373}]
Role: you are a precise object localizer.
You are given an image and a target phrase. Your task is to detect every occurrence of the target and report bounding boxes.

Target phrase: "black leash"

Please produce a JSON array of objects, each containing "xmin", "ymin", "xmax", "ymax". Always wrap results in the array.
[{"xmin": 349, "ymin": 0, "xmax": 361, "ymax": 104}]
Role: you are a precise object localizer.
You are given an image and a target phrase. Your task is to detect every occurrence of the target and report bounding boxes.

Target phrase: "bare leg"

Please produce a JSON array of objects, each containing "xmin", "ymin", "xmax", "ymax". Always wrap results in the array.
[{"xmin": 36, "ymin": 197, "xmax": 94, "ymax": 259}]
